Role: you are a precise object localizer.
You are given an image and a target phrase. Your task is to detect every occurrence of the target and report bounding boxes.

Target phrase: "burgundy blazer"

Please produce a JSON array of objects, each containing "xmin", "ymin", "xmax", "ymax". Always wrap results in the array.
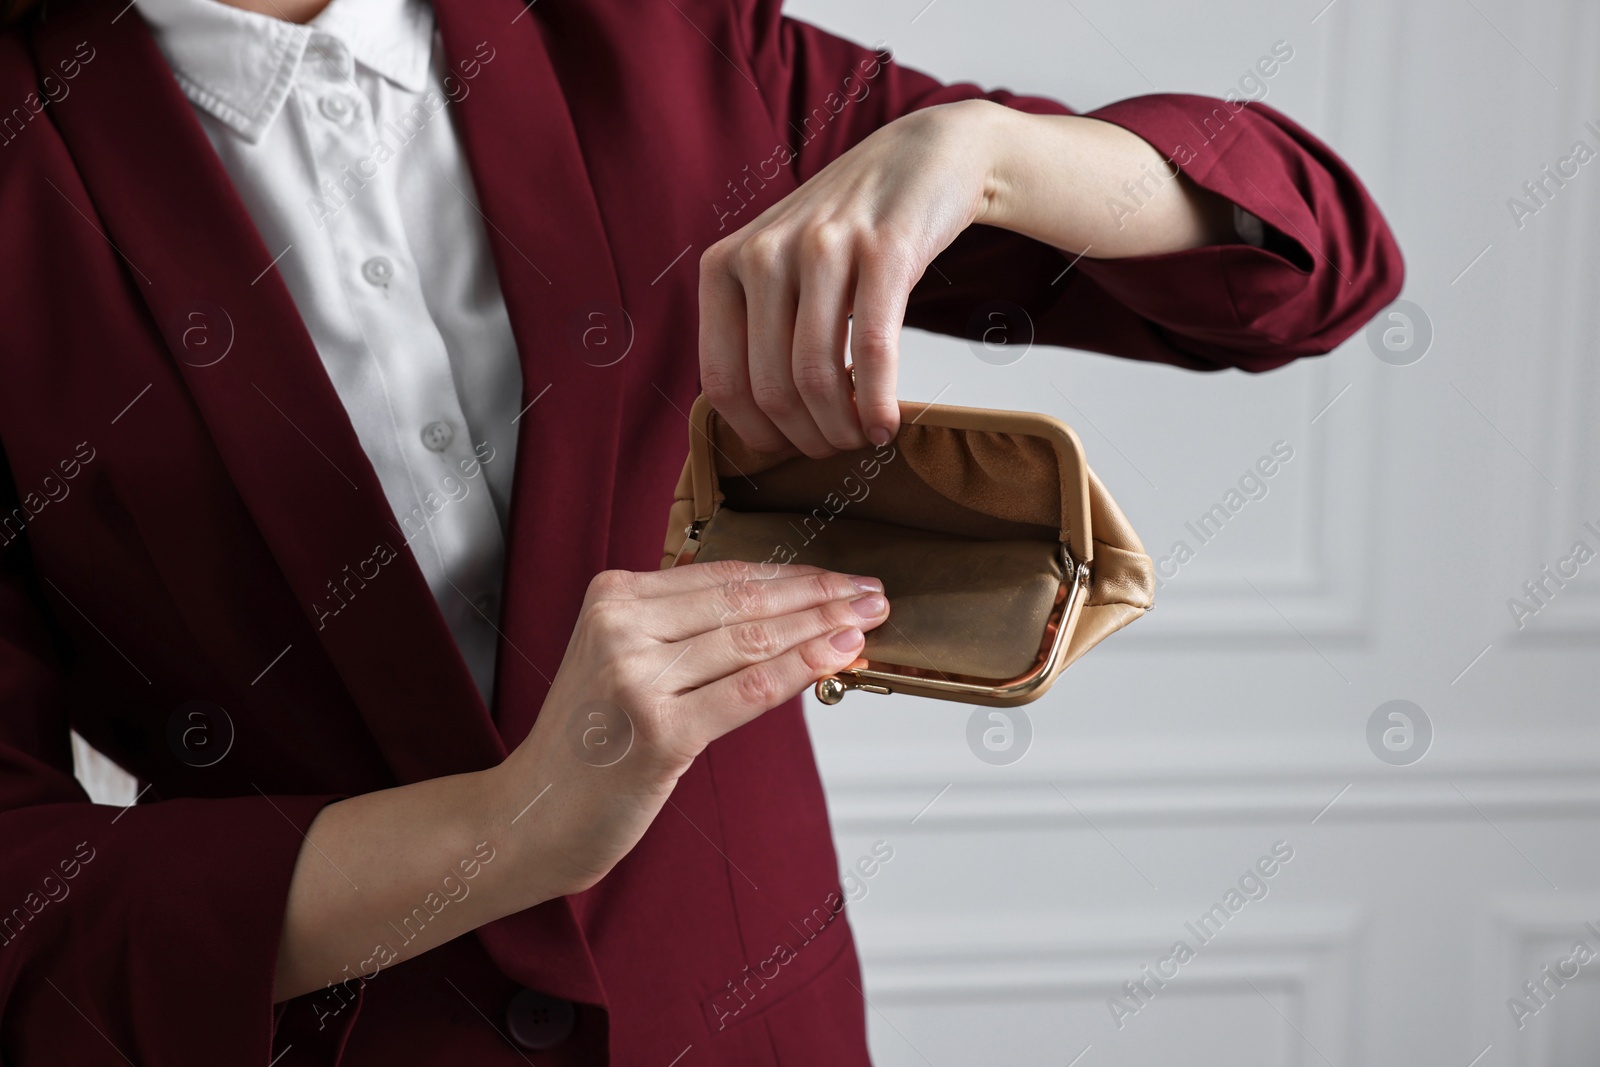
[{"xmin": 0, "ymin": 0, "xmax": 1402, "ymax": 1062}]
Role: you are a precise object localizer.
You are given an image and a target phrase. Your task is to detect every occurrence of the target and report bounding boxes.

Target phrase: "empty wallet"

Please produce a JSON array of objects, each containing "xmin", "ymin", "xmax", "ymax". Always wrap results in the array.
[{"xmin": 660, "ymin": 394, "xmax": 1154, "ymax": 705}]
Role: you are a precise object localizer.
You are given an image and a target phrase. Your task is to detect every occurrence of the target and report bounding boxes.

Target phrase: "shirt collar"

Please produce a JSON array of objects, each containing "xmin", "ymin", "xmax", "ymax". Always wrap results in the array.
[{"xmin": 136, "ymin": 0, "xmax": 434, "ymax": 143}]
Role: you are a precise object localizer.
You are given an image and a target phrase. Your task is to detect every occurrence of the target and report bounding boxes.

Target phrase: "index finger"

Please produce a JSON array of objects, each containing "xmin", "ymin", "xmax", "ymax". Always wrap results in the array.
[
  {"xmin": 699, "ymin": 247, "xmax": 788, "ymax": 453},
  {"xmin": 607, "ymin": 559, "xmax": 831, "ymax": 600}
]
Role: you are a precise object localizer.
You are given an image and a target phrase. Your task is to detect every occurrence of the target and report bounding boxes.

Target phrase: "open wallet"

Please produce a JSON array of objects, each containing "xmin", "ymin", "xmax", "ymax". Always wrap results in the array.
[{"xmin": 660, "ymin": 394, "xmax": 1155, "ymax": 706}]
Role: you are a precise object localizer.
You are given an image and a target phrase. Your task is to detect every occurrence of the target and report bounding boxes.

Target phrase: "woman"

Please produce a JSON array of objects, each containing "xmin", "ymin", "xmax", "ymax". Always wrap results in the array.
[{"xmin": 0, "ymin": 0, "xmax": 1401, "ymax": 1060}]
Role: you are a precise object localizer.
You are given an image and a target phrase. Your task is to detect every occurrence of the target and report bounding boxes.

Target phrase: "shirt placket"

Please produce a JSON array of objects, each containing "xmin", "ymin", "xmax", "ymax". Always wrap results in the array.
[{"xmin": 293, "ymin": 33, "xmax": 508, "ymax": 702}]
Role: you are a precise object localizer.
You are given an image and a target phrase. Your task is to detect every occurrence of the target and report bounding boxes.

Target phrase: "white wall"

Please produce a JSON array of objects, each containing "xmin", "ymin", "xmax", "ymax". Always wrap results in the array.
[{"xmin": 787, "ymin": 1, "xmax": 1600, "ymax": 1064}]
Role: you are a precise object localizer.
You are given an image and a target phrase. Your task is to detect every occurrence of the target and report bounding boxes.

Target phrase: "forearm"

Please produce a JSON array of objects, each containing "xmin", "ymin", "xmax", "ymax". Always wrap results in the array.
[
  {"xmin": 272, "ymin": 762, "xmax": 546, "ymax": 1002},
  {"xmin": 970, "ymin": 102, "xmax": 1236, "ymax": 257}
]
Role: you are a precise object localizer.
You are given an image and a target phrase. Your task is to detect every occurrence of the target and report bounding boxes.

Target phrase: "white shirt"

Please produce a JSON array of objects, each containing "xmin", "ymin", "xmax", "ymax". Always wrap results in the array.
[{"xmin": 137, "ymin": 0, "xmax": 522, "ymax": 705}]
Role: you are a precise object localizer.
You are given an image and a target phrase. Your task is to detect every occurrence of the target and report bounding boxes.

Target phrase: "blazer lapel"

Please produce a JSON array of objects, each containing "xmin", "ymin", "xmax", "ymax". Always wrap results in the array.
[
  {"xmin": 434, "ymin": 0, "xmax": 628, "ymax": 744},
  {"xmin": 31, "ymin": 0, "xmax": 507, "ymax": 786}
]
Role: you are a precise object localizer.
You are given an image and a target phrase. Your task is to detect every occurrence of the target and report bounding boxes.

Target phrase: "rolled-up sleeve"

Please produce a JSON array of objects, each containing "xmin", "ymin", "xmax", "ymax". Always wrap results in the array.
[{"xmin": 735, "ymin": 0, "xmax": 1405, "ymax": 371}]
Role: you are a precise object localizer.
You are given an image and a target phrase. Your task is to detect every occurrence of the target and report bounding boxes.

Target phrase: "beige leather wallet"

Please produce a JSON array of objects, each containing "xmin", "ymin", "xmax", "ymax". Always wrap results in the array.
[{"xmin": 660, "ymin": 395, "xmax": 1154, "ymax": 706}]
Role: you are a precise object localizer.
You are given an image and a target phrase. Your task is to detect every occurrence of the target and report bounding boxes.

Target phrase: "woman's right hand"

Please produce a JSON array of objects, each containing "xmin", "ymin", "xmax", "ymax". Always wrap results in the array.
[
  {"xmin": 493, "ymin": 560, "xmax": 889, "ymax": 904},
  {"xmin": 273, "ymin": 559, "xmax": 888, "ymax": 1002}
]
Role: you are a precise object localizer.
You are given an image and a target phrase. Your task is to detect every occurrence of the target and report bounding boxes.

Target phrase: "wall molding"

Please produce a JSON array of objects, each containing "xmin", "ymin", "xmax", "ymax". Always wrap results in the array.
[
  {"xmin": 817, "ymin": 732, "xmax": 1600, "ymax": 831},
  {"xmin": 1478, "ymin": 895, "xmax": 1600, "ymax": 1067},
  {"xmin": 857, "ymin": 906, "xmax": 1361, "ymax": 1066}
]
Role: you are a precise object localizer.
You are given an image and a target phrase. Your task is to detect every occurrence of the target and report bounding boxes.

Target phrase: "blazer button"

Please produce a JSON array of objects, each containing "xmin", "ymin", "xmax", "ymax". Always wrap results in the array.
[{"xmin": 505, "ymin": 988, "xmax": 575, "ymax": 1051}]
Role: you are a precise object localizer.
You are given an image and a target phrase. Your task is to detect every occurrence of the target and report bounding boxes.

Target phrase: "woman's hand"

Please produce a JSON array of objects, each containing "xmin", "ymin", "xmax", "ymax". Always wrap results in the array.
[
  {"xmin": 700, "ymin": 99, "xmax": 1000, "ymax": 458},
  {"xmin": 698, "ymin": 99, "xmax": 1236, "ymax": 457},
  {"xmin": 494, "ymin": 560, "xmax": 889, "ymax": 900},
  {"xmin": 273, "ymin": 560, "xmax": 885, "ymax": 1003}
]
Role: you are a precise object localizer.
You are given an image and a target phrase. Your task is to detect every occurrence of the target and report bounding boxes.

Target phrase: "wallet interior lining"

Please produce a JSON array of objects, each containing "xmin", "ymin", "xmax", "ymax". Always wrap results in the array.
[
  {"xmin": 699, "ymin": 422, "xmax": 1070, "ymax": 682},
  {"xmin": 712, "ymin": 424, "xmax": 1064, "ymax": 545},
  {"xmin": 695, "ymin": 508, "xmax": 1064, "ymax": 681}
]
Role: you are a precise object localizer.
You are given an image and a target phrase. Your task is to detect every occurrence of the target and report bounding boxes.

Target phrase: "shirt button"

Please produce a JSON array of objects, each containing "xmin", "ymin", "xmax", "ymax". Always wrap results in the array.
[
  {"xmin": 317, "ymin": 93, "xmax": 356, "ymax": 124},
  {"xmin": 471, "ymin": 591, "xmax": 497, "ymax": 617},
  {"xmin": 421, "ymin": 421, "xmax": 454, "ymax": 452},
  {"xmin": 505, "ymin": 989, "xmax": 575, "ymax": 1051},
  {"xmin": 361, "ymin": 256, "xmax": 394, "ymax": 287}
]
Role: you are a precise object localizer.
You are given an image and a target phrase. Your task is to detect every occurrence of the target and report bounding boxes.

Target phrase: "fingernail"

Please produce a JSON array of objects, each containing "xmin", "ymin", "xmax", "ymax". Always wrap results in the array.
[
  {"xmin": 850, "ymin": 594, "xmax": 886, "ymax": 618},
  {"xmin": 829, "ymin": 627, "xmax": 863, "ymax": 652},
  {"xmin": 867, "ymin": 426, "xmax": 892, "ymax": 446},
  {"xmin": 849, "ymin": 575, "xmax": 883, "ymax": 593}
]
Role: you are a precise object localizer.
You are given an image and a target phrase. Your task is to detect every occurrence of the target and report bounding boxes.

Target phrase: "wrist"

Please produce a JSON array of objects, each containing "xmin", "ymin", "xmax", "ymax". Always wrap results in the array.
[
  {"xmin": 476, "ymin": 750, "xmax": 568, "ymax": 911},
  {"xmin": 966, "ymin": 100, "xmax": 1042, "ymax": 232}
]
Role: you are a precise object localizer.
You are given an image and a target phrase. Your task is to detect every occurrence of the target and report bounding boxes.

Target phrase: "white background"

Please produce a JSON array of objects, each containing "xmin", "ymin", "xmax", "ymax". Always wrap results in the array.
[{"xmin": 784, "ymin": 0, "xmax": 1600, "ymax": 1064}]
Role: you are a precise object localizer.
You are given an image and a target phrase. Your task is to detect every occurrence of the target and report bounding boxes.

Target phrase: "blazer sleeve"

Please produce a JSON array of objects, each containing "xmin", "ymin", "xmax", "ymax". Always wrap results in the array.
[
  {"xmin": 733, "ymin": 1, "xmax": 1405, "ymax": 372},
  {"xmin": 0, "ymin": 459, "xmax": 362, "ymax": 1064}
]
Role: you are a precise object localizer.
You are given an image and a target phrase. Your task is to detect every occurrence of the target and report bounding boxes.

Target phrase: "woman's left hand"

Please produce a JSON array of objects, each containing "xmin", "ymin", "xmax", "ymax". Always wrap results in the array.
[
  {"xmin": 698, "ymin": 99, "xmax": 1005, "ymax": 459},
  {"xmin": 697, "ymin": 98, "xmax": 1235, "ymax": 458}
]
